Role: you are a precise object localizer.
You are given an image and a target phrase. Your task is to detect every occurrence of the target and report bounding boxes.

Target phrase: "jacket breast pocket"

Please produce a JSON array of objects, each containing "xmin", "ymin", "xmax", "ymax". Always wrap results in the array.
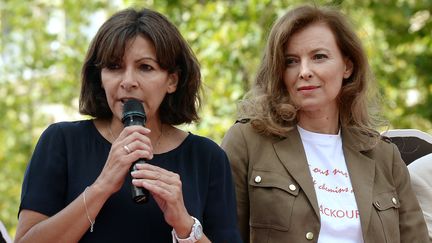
[
  {"xmin": 373, "ymin": 191, "xmax": 401, "ymax": 242},
  {"xmin": 248, "ymin": 169, "xmax": 299, "ymax": 231}
]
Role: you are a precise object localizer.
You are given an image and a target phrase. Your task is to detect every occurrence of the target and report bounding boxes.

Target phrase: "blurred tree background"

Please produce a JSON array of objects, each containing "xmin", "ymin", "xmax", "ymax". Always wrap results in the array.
[{"xmin": 1, "ymin": 0, "xmax": 431, "ymax": 238}]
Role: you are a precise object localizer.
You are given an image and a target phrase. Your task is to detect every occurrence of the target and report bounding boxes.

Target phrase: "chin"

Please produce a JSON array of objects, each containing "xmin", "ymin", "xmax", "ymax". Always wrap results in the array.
[{"xmin": 298, "ymin": 103, "xmax": 322, "ymax": 112}]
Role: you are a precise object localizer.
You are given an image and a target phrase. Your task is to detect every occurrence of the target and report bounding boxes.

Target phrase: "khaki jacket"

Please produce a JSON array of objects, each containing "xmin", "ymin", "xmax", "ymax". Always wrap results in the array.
[{"xmin": 221, "ymin": 122, "xmax": 429, "ymax": 243}]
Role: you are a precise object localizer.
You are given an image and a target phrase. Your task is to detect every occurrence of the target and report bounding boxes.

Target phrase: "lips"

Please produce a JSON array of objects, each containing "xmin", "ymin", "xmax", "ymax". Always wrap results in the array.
[
  {"xmin": 297, "ymin": 85, "xmax": 319, "ymax": 91},
  {"xmin": 120, "ymin": 97, "xmax": 143, "ymax": 104}
]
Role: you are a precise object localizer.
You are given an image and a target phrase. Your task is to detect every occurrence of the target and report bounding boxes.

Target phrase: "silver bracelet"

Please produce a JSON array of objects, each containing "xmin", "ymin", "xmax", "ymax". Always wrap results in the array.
[{"xmin": 83, "ymin": 186, "xmax": 95, "ymax": 232}]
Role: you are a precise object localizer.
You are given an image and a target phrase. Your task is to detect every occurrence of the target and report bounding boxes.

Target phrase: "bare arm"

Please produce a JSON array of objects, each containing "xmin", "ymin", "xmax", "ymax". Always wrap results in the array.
[{"xmin": 15, "ymin": 184, "xmax": 110, "ymax": 243}]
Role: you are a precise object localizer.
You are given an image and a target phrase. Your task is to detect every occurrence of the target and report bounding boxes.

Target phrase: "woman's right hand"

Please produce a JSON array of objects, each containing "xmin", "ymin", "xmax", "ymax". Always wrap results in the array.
[{"xmin": 93, "ymin": 125, "xmax": 154, "ymax": 194}]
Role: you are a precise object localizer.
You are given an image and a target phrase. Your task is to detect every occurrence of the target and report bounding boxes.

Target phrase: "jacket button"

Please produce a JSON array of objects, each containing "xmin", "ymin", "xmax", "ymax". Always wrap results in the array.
[
  {"xmin": 289, "ymin": 184, "xmax": 296, "ymax": 191},
  {"xmin": 254, "ymin": 176, "xmax": 262, "ymax": 183},
  {"xmin": 305, "ymin": 232, "xmax": 314, "ymax": 240},
  {"xmin": 392, "ymin": 197, "xmax": 397, "ymax": 205},
  {"xmin": 374, "ymin": 201, "xmax": 381, "ymax": 208}
]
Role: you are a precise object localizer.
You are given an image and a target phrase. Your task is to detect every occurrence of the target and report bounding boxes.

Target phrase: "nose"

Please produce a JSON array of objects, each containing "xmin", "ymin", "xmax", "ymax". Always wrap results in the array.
[
  {"xmin": 120, "ymin": 70, "xmax": 138, "ymax": 90},
  {"xmin": 299, "ymin": 61, "xmax": 313, "ymax": 80}
]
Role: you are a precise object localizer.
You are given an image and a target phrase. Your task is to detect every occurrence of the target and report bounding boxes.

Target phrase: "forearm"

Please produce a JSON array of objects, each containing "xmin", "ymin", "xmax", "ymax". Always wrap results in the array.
[{"xmin": 16, "ymin": 184, "xmax": 111, "ymax": 243}]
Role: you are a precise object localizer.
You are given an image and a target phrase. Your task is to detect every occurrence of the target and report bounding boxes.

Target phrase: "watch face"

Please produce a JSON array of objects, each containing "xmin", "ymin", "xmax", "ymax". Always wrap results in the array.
[{"xmin": 194, "ymin": 224, "xmax": 203, "ymax": 240}]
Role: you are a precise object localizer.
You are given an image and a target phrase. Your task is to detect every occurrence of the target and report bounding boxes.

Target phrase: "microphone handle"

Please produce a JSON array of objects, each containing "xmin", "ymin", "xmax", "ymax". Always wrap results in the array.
[
  {"xmin": 130, "ymin": 158, "xmax": 150, "ymax": 203},
  {"xmin": 123, "ymin": 116, "xmax": 150, "ymax": 204}
]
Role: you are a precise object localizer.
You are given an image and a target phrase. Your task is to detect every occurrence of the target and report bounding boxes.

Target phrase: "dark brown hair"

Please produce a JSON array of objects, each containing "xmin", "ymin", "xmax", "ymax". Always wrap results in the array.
[
  {"xmin": 79, "ymin": 8, "xmax": 201, "ymax": 125},
  {"xmin": 240, "ymin": 4, "xmax": 380, "ymax": 138}
]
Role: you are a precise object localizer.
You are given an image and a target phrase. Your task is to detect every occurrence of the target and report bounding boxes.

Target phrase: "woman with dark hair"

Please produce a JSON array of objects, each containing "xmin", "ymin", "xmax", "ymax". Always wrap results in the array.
[
  {"xmin": 221, "ymin": 4, "xmax": 428, "ymax": 243},
  {"xmin": 16, "ymin": 8, "xmax": 241, "ymax": 243}
]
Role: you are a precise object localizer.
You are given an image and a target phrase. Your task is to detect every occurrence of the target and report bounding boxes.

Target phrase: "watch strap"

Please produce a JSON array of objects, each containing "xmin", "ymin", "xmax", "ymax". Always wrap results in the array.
[{"xmin": 171, "ymin": 216, "xmax": 202, "ymax": 243}]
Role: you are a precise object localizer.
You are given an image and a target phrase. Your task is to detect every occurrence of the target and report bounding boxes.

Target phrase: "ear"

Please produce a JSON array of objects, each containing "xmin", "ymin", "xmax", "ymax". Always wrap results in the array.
[
  {"xmin": 167, "ymin": 72, "xmax": 179, "ymax": 94},
  {"xmin": 343, "ymin": 58, "xmax": 353, "ymax": 79}
]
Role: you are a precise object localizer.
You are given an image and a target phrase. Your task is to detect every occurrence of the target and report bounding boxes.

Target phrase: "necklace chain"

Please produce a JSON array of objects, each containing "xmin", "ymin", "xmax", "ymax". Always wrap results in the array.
[
  {"xmin": 108, "ymin": 122, "xmax": 163, "ymax": 148},
  {"xmin": 108, "ymin": 123, "xmax": 116, "ymax": 142},
  {"xmin": 154, "ymin": 125, "xmax": 163, "ymax": 149}
]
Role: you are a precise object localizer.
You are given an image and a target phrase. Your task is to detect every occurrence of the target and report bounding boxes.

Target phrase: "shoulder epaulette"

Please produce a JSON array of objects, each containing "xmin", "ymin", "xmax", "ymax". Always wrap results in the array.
[
  {"xmin": 380, "ymin": 135, "xmax": 392, "ymax": 144},
  {"xmin": 235, "ymin": 118, "xmax": 250, "ymax": 124}
]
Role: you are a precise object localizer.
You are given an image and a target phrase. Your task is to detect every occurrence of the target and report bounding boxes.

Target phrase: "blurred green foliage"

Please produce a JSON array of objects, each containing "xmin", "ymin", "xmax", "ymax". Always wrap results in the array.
[{"xmin": 1, "ymin": 0, "xmax": 431, "ymax": 238}]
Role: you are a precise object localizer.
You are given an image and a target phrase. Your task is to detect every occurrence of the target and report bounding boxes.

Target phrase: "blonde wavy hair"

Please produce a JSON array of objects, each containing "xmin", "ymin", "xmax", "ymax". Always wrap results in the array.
[{"xmin": 239, "ymin": 4, "xmax": 382, "ymax": 138}]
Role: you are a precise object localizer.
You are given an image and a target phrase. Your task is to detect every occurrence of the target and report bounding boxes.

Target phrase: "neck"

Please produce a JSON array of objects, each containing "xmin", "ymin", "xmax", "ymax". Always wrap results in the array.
[
  {"xmin": 107, "ymin": 118, "xmax": 164, "ymax": 147},
  {"xmin": 297, "ymin": 109, "xmax": 339, "ymax": 134},
  {"xmin": 107, "ymin": 119, "xmax": 119, "ymax": 142},
  {"xmin": 152, "ymin": 123, "xmax": 164, "ymax": 149}
]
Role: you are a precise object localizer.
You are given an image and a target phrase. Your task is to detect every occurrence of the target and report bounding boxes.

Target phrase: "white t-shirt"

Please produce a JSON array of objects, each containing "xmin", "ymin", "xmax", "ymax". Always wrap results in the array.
[
  {"xmin": 298, "ymin": 126, "xmax": 363, "ymax": 243},
  {"xmin": 0, "ymin": 220, "xmax": 12, "ymax": 243}
]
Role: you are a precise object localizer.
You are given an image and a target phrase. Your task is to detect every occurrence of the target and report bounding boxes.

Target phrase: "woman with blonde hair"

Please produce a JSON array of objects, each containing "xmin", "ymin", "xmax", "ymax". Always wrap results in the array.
[{"xmin": 222, "ymin": 4, "xmax": 428, "ymax": 243}]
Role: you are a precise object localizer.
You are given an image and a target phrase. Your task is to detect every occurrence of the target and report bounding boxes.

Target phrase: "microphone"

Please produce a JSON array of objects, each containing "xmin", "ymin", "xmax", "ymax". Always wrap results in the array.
[{"xmin": 122, "ymin": 99, "xmax": 150, "ymax": 204}]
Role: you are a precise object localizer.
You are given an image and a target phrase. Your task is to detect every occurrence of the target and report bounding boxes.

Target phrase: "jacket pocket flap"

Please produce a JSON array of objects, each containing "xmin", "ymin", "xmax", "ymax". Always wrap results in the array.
[
  {"xmin": 373, "ymin": 191, "xmax": 400, "ymax": 211},
  {"xmin": 249, "ymin": 169, "xmax": 299, "ymax": 196}
]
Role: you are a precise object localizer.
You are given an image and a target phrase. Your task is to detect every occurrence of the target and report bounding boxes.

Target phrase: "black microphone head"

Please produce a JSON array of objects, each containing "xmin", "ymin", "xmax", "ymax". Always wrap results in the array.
[{"xmin": 122, "ymin": 99, "xmax": 146, "ymax": 126}]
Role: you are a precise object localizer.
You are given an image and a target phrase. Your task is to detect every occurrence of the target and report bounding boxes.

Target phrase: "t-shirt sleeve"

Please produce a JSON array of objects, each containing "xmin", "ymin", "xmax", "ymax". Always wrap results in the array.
[
  {"xmin": 19, "ymin": 123, "xmax": 68, "ymax": 217},
  {"xmin": 202, "ymin": 144, "xmax": 243, "ymax": 243}
]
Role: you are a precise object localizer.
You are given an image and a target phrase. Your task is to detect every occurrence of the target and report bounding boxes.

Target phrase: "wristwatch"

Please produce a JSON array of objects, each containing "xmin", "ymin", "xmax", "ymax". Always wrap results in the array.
[{"xmin": 172, "ymin": 216, "xmax": 203, "ymax": 243}]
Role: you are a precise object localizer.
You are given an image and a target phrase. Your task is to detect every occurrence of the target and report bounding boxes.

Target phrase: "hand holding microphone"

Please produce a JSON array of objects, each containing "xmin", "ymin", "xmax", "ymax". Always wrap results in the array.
[
  {"xmin": 122, "ymin": 99, "xmax": 151, "ymax": 204},
  {"xmin": 121, "ymin": 101, "xmax": 205, "ymax": 241}
]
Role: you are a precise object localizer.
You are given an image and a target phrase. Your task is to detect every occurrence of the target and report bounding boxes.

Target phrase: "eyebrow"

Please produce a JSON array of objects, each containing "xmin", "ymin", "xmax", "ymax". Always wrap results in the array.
[
  {"xmin": 136, "ymin": 57, "xmax": 159, "ymax": 64},
  {"xmin": 310, "ymin": 48, "xmax": 330, "ymax": 53},
  {"xmin": 285, "ymin": 47, "xmax": 331, "ymax": 56}
]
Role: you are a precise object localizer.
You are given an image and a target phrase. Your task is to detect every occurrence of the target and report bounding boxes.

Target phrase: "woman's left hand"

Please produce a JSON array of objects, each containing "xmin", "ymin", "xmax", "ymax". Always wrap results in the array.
[{"xmin": 131, "ymin": 163, "xmax": 193, "ymax": 231}]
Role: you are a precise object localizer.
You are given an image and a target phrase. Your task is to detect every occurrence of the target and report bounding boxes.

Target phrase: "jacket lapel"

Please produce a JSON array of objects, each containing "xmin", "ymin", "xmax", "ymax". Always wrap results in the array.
[
  {"xmin": 273, "ymin": 128, "xmax": 321, "ymax": 219},
  {"xmin": 341, "ymin": 127, "xmax": 376, "ymax": 237}
]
